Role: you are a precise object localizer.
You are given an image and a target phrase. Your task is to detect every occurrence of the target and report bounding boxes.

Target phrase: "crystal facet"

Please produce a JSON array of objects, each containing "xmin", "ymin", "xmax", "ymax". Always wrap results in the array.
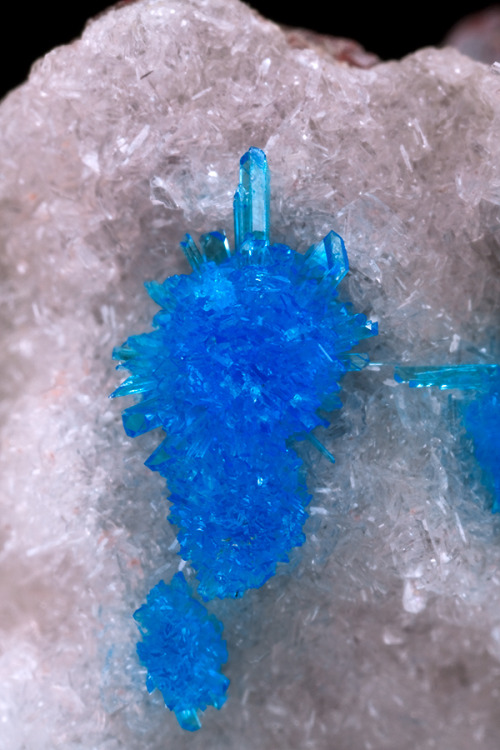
[{"xmin": 304, "ymin": 230, "xmax": 349, "ymax": 287}]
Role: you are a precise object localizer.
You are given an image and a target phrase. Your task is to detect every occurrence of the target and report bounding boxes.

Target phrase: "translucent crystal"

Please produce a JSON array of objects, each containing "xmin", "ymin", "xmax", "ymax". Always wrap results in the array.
[
  {"xmin": 200, "ymin": 231, "xmax": 231, "ymax": 264},
  {"xmin": 180, "ymin": 233, "xmax": 204, "ymax": 271},
  {"xmin": 304, "ymin": 230, "xmax": 349, "ymax": 286},
  {"xmin": 394, "ymin": 363, "xmax": 500, "ymax": 390},
  {"xmin": 233, "ymin": 147, "xmax": 270, "ymax": 249}
]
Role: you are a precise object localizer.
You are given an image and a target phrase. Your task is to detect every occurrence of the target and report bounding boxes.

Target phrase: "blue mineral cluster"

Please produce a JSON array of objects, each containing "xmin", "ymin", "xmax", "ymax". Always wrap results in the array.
[
  {"xmin": 112, "ymin": 148, "xmax": 377, "ymax": 599},
  {"xmin": 133, "ymin": 573, "xmax": 229, "ymax": 731},
  {"xmin": 395, "ymin": 363, "xmax": 500, "ymax": 512},
  {"xmin": 112, "ymin": 148, "xmax": 377, "ymax": 728}
]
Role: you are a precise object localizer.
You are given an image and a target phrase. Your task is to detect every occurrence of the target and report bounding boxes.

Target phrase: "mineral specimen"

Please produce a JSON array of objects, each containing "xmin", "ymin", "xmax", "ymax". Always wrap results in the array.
[{"xmin": 2, "ymin": 0, "xmax": 500, "ymax": 748}]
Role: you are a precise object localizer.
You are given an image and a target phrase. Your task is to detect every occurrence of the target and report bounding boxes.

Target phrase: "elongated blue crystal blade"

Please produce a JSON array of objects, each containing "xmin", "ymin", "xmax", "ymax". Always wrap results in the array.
[
  {"xmin": 233, "ymin": 185, "xmax": 247, "ymax": 251},
  {"xmin": 395, "ymin": 363, "xmax": 500, "ymax": 513},
  {"xmin": 180, "ymin": 233, "xmax": 203, "ymax": 271},
  {"xmin": 300, "ymin": 433, "xmax": 336, "ymax": 464},
  {"xmin": 233, "ymin": 147, "xmax": 270, "ymax": 249},
  {"xmin": 465, "ymin": 380, "xmax": 500, "ymax": 512},
  {"xmin": 394, "ymin": 363, "xmax": 500, "ymax": 391}
]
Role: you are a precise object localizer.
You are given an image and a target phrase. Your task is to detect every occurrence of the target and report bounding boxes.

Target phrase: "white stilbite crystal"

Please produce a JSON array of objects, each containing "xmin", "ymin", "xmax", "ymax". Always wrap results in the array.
[{"xmin": 1, "ymin": 0, "xmax": 500, "ymax": 747}]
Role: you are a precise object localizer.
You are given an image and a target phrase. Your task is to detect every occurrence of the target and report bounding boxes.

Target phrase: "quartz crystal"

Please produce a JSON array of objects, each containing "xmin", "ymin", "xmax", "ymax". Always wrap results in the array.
[{"xmin": 1, "ymin": 0, "xmax": 500, "ymax": 748}]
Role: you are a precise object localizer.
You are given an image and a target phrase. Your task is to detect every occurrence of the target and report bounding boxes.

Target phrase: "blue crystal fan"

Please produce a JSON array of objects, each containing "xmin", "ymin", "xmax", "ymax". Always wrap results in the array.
[{"xmin": 112, "ymin": 148, "xmax": 377, "ymax": 600}]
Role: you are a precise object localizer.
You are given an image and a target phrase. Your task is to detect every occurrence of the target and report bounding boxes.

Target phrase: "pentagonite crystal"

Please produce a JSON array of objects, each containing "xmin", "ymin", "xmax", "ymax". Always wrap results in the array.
[
  {"xmin": 133, "ymin": 573, "xmax": 229, "ymax": 731},
  {"xmin": 112, "ymin": 148, "xmax": 377, "ymax": 600}
]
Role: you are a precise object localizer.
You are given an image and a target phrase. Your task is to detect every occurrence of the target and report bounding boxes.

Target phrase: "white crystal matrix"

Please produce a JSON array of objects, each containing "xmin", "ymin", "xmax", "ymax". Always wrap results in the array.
[{"xmin": 1, "ymin": 1, "xmax": 500, "ymax": 748}]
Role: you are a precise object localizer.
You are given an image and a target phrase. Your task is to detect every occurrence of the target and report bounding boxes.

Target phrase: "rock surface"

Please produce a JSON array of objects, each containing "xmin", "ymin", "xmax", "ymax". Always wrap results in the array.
[{"xmin": 1, "ymin": 1, "xmax": 500, "ymax": 748}]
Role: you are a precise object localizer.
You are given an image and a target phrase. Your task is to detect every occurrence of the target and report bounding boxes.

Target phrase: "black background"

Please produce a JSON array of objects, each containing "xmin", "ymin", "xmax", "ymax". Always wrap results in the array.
[{"xmin": 0, "ymin": 1, "xmax": 495, "ymax": 100}]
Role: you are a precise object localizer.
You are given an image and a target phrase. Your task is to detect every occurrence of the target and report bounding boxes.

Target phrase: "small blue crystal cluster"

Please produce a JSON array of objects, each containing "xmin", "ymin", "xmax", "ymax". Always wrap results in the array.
[
  {"xmin": 133, "ymin": 573, "xmax": 229, "ymax": 731},
  {"xmin": 112, "ymin": 148, "xmax": 377, "ymax": 728},
  {"xmin": 395, "ymin": 364, "xmax": 500, "ymax": 512}
]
